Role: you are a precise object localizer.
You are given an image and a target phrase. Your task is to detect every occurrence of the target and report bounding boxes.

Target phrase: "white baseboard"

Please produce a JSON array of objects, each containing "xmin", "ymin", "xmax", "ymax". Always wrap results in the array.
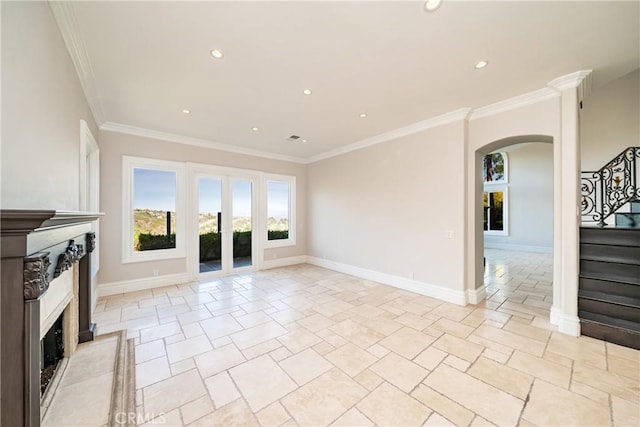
[
  {"xmin": 262, "ymin": 255, "xmax": 307, "ymax": 270},
  {"xmin": 466, "ymin": 285, "xmax": 486, "ymax": 304},
  {"xmin": 550, "ymin": 306, "xmax": 580, "ymax": 336},
  {"xmin": 557, "ymin": 313, "xmax": 581, "ymax": 337},
  {"xmin": 484, "ymin": 243, "xmax": 552, "ymax": 253},
  {"xmin": 98, "ymin": 255, "xmax": 480, "ymax": 308},
  {"xmin": 307, "ymin": 256, "xmax": 467, "ymax": 306},
  {"xmin": 98, "ymin": 256, "xmax": 306, "ymax": 298},
  {"xmin": 98, "ymin": 272, "xmax": 190, "ymax": 297},
  {"xmin": 550, "ymin": 306, "xmax": 562, "ymax": 326}
]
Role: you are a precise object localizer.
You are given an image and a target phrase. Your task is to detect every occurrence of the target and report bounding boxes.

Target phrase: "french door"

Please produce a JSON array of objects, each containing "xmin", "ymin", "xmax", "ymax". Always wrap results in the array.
[{"xmin": 190, "ymin": 168, "xmax": 258, "ymax": 278}]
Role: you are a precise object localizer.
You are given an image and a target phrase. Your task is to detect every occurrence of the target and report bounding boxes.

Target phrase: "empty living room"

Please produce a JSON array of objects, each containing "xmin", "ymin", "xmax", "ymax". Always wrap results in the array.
[{"xmin": 1, "ymin": 1, "xmax": 639, "ymax": 426}]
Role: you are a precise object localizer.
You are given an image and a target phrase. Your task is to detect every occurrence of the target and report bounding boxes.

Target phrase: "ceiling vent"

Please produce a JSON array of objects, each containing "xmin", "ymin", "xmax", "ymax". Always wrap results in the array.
[{"xmin": 287, "ymin": 135, "xmax": 301, "ymax": 141}]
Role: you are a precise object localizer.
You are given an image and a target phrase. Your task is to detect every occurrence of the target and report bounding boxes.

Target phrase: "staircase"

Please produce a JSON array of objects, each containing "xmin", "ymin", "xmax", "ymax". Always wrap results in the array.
[
  {"xmin": 579, "ymin": 227, "xmax": 640, "ymax": 349},
  {"xmin": 580, "ymin": 146, "xmax": 640, "ymax": 349}
]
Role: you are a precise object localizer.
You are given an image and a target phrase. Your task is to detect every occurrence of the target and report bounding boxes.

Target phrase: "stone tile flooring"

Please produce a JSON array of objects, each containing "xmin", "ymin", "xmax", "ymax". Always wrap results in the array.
[
  {"xmin": 483, "ymin": 248, "xmax": 553, "ymax": 321},
  {"xmin": 91, "ymin": 252, "xmax": 639, "ymax": 426}
]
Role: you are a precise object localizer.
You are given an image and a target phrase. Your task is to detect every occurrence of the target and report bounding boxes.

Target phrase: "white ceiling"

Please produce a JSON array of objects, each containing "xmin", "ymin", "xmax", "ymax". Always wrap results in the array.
[{"xmin": 63, "ymin": 1, "xmax": 639, "ymax": 162}]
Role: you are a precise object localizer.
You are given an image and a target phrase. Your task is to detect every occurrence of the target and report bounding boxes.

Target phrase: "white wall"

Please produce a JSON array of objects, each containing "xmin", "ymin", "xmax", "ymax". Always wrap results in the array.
[
  {"xmin": 581, "ymin": 69, "xmax": 639, "ymax": 171},
  {"xmin": 1, "ymin": 1, "xmax": 98, "ymax": 210},
  {"xmin": 484, "ymin": 143, "xmax": 554, "ymax": 251},
  {"xmin": 97, "ymin": 130, "xmax": 307, "ymax": 285},
  {"xmin": 308, "ymin": 121, "xmax": 467, "ymax": 297}
]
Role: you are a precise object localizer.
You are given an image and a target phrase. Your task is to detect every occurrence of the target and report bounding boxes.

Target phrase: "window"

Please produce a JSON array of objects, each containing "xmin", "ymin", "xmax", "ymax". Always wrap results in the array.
[
  {"xmin": 122, "ymin": 156, "xmax": 185, "ymax": 263},
  {"xmin": 483, "ymin": 152, "xmax": 508, "ymax": 235},
  {"xmin": 483, "ymin": 152, "xmax": 506, "ymax": 183},
  {"xmin": 264, "ymin": 175, "xmax": 296, "ymax": 247},
  {"xmin": 484, "ymin": 190, "xmax": 505, "ymax": 231}
]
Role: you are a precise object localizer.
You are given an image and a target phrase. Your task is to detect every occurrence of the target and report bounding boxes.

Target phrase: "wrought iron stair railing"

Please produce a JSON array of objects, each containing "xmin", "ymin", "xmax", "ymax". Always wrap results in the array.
[{"xmin": 581, "ymin": 146, "xmax": 640, "ymax": 226}]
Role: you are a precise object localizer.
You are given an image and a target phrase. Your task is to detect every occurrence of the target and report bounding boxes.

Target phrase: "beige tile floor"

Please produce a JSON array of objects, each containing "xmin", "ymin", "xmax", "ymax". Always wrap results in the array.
[
  {"xmin": 92, "ymin": 251, "xmax": 639, "ymax": 426},
  {"xmin": 483, "ymin": 249, "xmax": 554, "ymax": 321}
]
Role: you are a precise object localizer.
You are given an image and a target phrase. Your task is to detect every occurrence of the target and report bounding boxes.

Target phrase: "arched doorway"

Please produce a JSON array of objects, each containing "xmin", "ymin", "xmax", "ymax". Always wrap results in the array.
[
  {"xmin": 469, "ymin": 134, "xmax": 568, "ymax": 330},
  {"xmin": 480, "ymin": 141, "xmax": 554, "ymax": 323}
]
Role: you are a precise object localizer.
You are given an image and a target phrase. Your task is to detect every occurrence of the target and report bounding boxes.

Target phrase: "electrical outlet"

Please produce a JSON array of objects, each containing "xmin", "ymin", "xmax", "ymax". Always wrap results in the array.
[
  {"xmin": 408, "ymin": 272, "xmax": 414, "ymax": 280},
  {"xmin": 152, "ymin": 269, "xmax": 159, "ymax": 276},
  {"xmin": 445, "ymin": 230, "xmax": 455, "ymax": 239}
]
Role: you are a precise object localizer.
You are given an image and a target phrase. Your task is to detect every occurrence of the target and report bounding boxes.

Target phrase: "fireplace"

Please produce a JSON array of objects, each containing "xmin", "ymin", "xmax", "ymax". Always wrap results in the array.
[
  {"xmin": 40, "ymin": 313, "xmax": 64, "ymax": 396},
  {"xmin": 0, "ymin": 210, "xmax": 102, "ymax": 427}
]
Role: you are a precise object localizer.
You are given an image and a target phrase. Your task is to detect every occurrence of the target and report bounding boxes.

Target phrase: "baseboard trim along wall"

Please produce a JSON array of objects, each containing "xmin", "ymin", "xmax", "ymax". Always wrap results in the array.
[
  {"xmin": 484, "ymin": 243, "xmax": 553, "ymax": 253},
  {"xmin": 557, "ymin": 313, "xmax": 581, "ymax": 337},
  {"xmin": 98, "ymin": 272, "xmax": 190, "ymax": 297},
  {"xmin": 550, "ymin": 306, "xmax": 580, "ymax": 337},
  {"xmin": 97, "ymin": 255, "xmax": 478, "ymax": 306},
  {"xmin": 306, "ymin": 256, "xmax": 468, "ymax": 306},
  {"xmin": 466, "ymin": 285, "xmax": 487, "ymax": 305},
  {"xmin": 262, "ymin": 255, "xmax": 308, "ymax": 270},
  {"xmin": 97, "ymin": 255, "xmax": 308, "ymax": 298}
]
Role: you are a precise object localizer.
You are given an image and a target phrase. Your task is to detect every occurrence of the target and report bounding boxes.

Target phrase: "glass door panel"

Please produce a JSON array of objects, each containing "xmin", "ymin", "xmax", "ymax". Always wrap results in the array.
[
  {"xmin": 232, "ymin": 180, "xmax": 252, "ymax": 269},
  {"xmin": 198, "ymin": 177, "xmax": 222, "ymax": 273}
]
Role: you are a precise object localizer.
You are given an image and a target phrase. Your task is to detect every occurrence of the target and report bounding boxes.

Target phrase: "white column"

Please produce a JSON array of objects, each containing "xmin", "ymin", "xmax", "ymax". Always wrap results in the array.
[
  {"xmin": 548, "ymin": 70, "xmax": 592, "ymax": 336},
  {"xmin": 550, "ymin": 104, "xmax": 563, "ymax": 327},
  {"xmin": 463, "ymin": 112, "xmax": 487, "ymax": 305}
]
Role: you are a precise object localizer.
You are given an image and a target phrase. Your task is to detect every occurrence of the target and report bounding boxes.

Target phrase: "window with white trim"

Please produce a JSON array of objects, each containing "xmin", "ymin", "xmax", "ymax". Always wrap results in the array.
[
  {"xmin": 483, "ymin": 152, "xmax": 508, "ymax": 235},
  {"xmin": 264, "ymin": 175, "xmax": 296, "ymax": 247},
  {"xmin": 122, "ymin": 156, "xmax": 186, "ymax": 263}
]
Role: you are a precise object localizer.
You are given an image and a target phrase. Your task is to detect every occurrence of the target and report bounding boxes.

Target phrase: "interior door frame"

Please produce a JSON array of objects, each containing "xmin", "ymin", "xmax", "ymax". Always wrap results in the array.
[{"xmin": 187, "ymin": 163, "xmax": 261, "ymax": 281}]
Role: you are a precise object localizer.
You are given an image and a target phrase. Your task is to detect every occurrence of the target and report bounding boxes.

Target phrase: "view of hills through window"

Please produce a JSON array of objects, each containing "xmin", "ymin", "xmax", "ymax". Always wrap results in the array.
[
  {"xmin": 133, "ymin": 170, "xmax": 289, "ymax": 252},
  {"xmin": 267, "ymin": 180, "xmax": 290, "ymax": 239},
  {"xmin": 133, "ymin": 168, "xmax": 177, "ymax": 251}
]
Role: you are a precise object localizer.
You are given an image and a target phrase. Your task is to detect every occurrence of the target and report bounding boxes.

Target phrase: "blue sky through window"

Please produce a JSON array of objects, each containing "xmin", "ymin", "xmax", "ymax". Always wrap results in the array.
[
  {"xmin": 134, "ymin": 169, "xmax": 288, "ymax": 219},
  {"xmin": 133, "ymin": 168, "xmax": 176, "ymax": 211},
  {"xmin": 267, "ymin": 181, "xmax": 289, "ymax": 219},
  {"xmin": 232, "ymin": 180, "xmax": 252, "ymax": 217},
  {"xmin": 199, "ymin": 178, "xmax": 222, "ymax": 214}
]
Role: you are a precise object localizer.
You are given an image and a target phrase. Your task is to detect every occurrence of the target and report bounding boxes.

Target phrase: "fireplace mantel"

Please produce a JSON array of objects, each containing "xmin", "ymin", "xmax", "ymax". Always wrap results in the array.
[{"xmin": 1, "ymin": 210, "xmax": 102, "ymax": 427}]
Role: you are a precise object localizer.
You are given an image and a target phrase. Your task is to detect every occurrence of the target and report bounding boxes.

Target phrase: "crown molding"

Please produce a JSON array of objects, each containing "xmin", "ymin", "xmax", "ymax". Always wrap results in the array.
[
  {"xmin": 469, "ymin": 87, "xmax": 559, "ymax": 121},
  {"xmin": 100, "ymin": 70, "xmax": 588, "ymax": 164},
  {"xmin": 100, "ymin": 122, "xmax": 308, "ymax": 164},
  {"xmin": 547, "ymin": 70, "xmax": 592, "ymax": 92},
  {"xmin": 578, "ymin": 71, "xmax": 593, "ymax": 101},
  {"xmin": 312, "ymin": 70, "xmax": 589, "ymax": 161},
  {"xmin": 49, "ymin": 1, "xmax": 106, "ymax": 125},
  {"xmin": 548, "ymin": 69, "xmax": 593, "ymax": 103},
  {"xmin": 307, "ymin": 108, "xmax": 472, "ymax": 163}
]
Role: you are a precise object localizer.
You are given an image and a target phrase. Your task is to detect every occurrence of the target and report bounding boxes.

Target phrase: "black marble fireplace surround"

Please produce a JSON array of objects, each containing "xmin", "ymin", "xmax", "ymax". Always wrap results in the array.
[{"xmin": 1, "ymin": 210, "xmax": 101, "ymax": 427}]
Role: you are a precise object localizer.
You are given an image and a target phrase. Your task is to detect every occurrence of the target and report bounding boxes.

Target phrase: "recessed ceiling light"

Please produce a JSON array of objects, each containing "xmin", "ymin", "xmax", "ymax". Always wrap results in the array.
[
  {"xmin": 424, "ymin": 0, "xmax": 443, "ymax": 12},
  {"xmin": 210, "ymin": 49, "xmax": 224, "ymax": 59},
  {"xmin": 475, "ymin": 60, "xmax": 489, "ymax": 69},
  {"xmin": 303, "ymin": 89, "xmax": 312, "ymax": 95},
  {"xmin": 302, "ymin": 139, "xmax": 308, "ymax": 143},
  {"xmin": 359, "ymin": 113, "xmax": 367, "ymax": 118},
  {"xmin": 182, "ymin": 109, "xmax": 190, "ymax": 114},
  {"xmin": 252, "ymin": 127, "xmax": 259, "ymax": 131}
]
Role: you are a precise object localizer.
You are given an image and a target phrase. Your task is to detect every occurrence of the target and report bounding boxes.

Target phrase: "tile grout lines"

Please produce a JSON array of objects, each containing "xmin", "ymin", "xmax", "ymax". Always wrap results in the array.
[{"xmin": 88, "ymin": 251, "xmax": 638, "ymax": 427}]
